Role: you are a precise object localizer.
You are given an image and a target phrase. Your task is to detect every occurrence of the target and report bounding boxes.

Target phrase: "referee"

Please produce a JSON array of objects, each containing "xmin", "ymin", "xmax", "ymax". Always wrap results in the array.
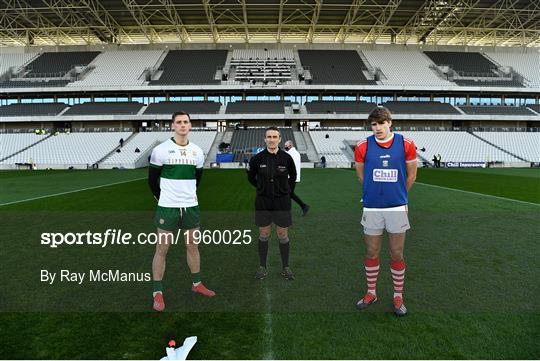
[{"xmin": 248, "ymin": 127, "xmax": 297, "ymax": 280}]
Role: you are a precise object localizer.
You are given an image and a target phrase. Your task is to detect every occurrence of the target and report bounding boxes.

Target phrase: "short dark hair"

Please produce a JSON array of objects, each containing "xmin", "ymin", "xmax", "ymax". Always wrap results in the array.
[
  {"xmin": 265, "ymin": 126, "xmax": 280, "ymax": 136},
  {"xmin": 368, "ymin": 106, "xmax": 392, "ymax": 124},
  {"xmin": 171, "ymin": 111, "xmax": 191, "ymax": 122}
]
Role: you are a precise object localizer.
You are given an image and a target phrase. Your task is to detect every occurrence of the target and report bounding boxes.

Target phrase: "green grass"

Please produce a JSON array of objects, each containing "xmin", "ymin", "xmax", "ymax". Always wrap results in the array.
[{"xmin": 0, "ymin": 168, "xmax": 539, "ymax": 359}]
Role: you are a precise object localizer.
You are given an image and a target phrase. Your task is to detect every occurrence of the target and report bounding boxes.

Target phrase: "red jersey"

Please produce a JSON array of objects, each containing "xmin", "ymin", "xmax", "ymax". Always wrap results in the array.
[{"xmin": 355, "ymin": 133, "xmax": 417, "ymax": 163}]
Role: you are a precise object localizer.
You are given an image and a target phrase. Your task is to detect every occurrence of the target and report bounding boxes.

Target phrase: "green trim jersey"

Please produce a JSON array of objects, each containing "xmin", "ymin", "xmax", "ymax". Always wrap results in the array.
[{"xmin": 150, "ymin": 137, "xmax": 204, "ymax": 208}]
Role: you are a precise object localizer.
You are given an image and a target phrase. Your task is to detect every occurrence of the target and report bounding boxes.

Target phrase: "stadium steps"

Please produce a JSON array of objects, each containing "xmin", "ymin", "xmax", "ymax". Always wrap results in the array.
[
  {"xmin": 468, "ymin": 131, "xmax": 529, "ymax": 162},
  {"xmin": 0, "ymin": 133, "xmax": 53, "ymax": 162},
  {"xmin": 292, "ymin": 130, "xmax": 307, "ymax": 152},
  {"xmin": 302, "ymin": 132, "xmax": 319, "ymax": 162},
  {"xmin": 416, "ymin": 152, "xmax": 433, "ymax": 166},
  {"xmin": 96, "ymin": 132, "xmax": 136, "ymax": 166},
  {"xmin": 204, "ymin": 131, "xmax": 226, "ymax": 167}
]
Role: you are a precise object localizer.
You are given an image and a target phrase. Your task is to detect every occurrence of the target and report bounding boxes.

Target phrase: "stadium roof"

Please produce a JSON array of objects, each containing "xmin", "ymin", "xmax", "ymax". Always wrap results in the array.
[{"xmin": 1, "ymin": 0, "xmax": 539, "ymax": 47}]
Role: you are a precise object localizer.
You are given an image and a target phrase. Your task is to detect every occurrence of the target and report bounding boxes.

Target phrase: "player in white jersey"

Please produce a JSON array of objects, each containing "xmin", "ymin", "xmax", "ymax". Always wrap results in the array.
[
  {"xmin": 284, "ymin": 140, "xmax": 310, "ymax": 216},
  {"xmin": 148, "ymin": 111, "xmax": 215, "ymax": 312}
]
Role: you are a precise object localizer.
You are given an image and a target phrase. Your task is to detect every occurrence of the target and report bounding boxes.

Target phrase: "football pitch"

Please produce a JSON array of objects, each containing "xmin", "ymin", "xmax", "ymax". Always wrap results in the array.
[{"xmin": 0, "ymin": 168, "xmax": 539, "ymax": 359}]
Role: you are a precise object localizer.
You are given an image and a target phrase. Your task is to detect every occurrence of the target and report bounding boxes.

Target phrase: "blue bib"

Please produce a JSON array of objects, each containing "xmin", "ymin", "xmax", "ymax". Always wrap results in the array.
[{"xmin": 363, "ymin": 133, "xmax": 408, "ymax": 208}]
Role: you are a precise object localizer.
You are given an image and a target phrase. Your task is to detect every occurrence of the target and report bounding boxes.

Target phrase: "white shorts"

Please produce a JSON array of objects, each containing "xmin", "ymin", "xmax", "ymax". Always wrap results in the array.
[{"xmin": 361, "ymin": 205, "xmax": 410, "ymax": 235}]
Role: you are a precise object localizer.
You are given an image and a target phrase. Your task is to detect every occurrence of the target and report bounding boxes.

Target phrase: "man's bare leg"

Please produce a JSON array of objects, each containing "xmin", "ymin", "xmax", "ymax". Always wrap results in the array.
[{"xmin": 185, "ymin": 227, "xmax": 216, "ymax": 297}]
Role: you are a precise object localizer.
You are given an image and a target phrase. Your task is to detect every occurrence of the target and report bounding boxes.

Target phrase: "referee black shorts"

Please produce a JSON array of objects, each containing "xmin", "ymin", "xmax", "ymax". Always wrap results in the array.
[{"xmin": 255, "ymin": 195, "xmax": 292, "ymax": 228}]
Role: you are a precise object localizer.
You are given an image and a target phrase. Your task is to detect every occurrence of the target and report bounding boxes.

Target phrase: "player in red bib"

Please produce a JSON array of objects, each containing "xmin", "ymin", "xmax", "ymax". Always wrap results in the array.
[{"xmin": 354, "ymin": 107, "xmax": 417, "ymax": 316}]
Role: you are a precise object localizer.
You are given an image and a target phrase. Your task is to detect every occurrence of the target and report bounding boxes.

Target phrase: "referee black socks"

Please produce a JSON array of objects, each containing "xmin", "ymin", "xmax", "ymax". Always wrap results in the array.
[
  {"xmin": 258, "ymin": 236, "xmax": 269, "ymax": 267},
  {"xmin": 278, "ymin": 237, "xmax": 290, "ymax": 268}
]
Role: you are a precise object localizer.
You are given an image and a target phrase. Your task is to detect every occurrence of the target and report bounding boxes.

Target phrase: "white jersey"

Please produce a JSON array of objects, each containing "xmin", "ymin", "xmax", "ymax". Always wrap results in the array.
[
  {"xmin": 150, "ymin": 138, "xmax": 204, "ymax": 208},
  {"xmin": 286, "ymin": 147, "xmax": 301, "ymax": 182}
]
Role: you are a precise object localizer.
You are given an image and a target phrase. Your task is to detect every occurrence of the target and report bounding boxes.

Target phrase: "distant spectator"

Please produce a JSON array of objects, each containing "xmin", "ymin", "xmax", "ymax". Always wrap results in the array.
[
  {"xmin": 325, "ymin": 133, "xmax": 329, "ymax": 139},
  {"xmin": 437, "ymin": 154, "xmax": 442, "ymax": 167},
  {"xmin": 135, "ymin": 147, "xmax": 141, "ymax": 153},
  {"xmin": 432, "ymin": 155, "xmax": 437, "ymax": 167},
  {"xmin": 116, "ymin": 149, "xmax": 121, "ymax": 153},
  {"xmin": 320, "ymin": 156, "xmax": 326, "ymax": 168},
  {"xmin": 119, "ymin": 138, "xmax": 124, "ymax": 147}
]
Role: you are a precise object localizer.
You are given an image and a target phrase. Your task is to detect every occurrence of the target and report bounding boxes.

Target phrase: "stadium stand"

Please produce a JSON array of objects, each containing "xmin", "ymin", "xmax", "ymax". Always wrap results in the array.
[
  {"xmin": 453, "ymin": 79, "xmax": 524, "ymax": 87},
  {"xmin": 229, "ymin": 49, "xmax": 295, "ymax": 83},
  {"xmin": 63, "ymin": 102, "xmax": 142, "ymax": 115},
  {"xmin": 384, "ymin": 101, "xmax": 460, "ymax": 114},
  {"xmin": 230, "ymin": 128, "xmax": 295, "ymax": 161},
  {"xmin": 310, "ymin": 130, "xmax": 369, "ymax": 164},
  {"xmin": 484, "ymin": 50, "xmax": 540, "ymax": 87},
  {"xmin": 0, "ymin": 133, "xmax": 46, "ymax": 160},
  {"xmin": 226, "ymin": 101, "xmax": 287, "ymax": 114},
  {"xmin": 305, "ymin": 101, "xmax": 376, "ymax": 114},
  {"xmin": 298, "ymin": 50, "xmax": 377, "ymax": 85},
  {"xmin": 0, "ymin": 53, "xmax": 37, "ymax": 77},
  {"xmin": 473, "ymin": 132, "xmax": 540, "ymax": 162},
  {"xmin": 424, "ymin": 51, "xmax": 523, "ymax": 87},
  {"xmin": 0, "ymin": 79, "xmax": 71, "ymax": 88},
  {"xmin": 2, "ymin": 132, "xmax": 132, "ymax": 167},
  {"xmin": 458, "ymin": 105, "xmax": 536, "ymax": 116},
  {"xmin": 0, "ymin": 103, "xmax": 68, "ymax": 117},
  {"xmin": 68, "ymin": 50, "xmax": 163, "ymax": 87},
  {"xmin": 24, "ymin": 51, "xmax": 100, "ymax": 77},
  {"xmin": 362, "ymin": 49, "xmax": 453, "ymax": 86},
  {"xmin": 144, "ymin": 101, "xmax": 221, "ymax": 115},
  {"xmin": 527, "ymin": 105, "xmax": 540, "ymax": 114},
  {"xmin": 399, "ymin": 131, "xmax": 521, "ymax": 162},
  {"xmin": 101, "ymin": 130, "xmax": 217, "ymax": 168},
  {"xmin": 424, "ymin": 51, "xmax": 498, "ymax": 77},
  {"xmin": 150, "ymin": 50, "xmax": 227, "ymax": 85}
]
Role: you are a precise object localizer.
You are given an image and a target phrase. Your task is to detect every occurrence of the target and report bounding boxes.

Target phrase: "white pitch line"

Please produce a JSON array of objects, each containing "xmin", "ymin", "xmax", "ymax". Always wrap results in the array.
[
  {"xmin": 0, "ymin": 177, "xmax": 146, "ymax": 206},
  {"xmin": 263, "ymin": 288, "xmax": 274, "ymax": 360},
  {"xmin": 415, "ymin": 181, "xmax": 540, "ymax": 207}
]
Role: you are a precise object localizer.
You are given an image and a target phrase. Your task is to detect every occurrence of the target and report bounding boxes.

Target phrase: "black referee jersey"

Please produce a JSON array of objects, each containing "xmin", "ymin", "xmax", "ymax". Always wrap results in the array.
[{"xmin": 247, "ymin": 148, "xmax": 297, "ymax": 198}]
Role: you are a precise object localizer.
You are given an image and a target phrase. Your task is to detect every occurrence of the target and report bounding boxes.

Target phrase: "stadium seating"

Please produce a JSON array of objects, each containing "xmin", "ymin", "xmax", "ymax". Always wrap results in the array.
[
  {"xmin": 310, "ymin": 130, "xmax": 526, "ymax": 164},
  {"xmin": 485, "ymin": 50, "xmax": 540, "ymax": 87},
  {"xmin": 527, "ymin": 105, "xmax": 540, "ymax": 114},
  {"xmin": 24, "ymin": 51, "xmax": 100, "ymax": 77},
  {"xmin": 362, "ymin": 49, "xmax": 453, "ymax": 86},
  {"xmin": 298, "ymin": 50, "xmax": 377, "ymax": 85},
  {"xmin": 0, "ymin": 133, "xmax": 46, "ymax": 160},
  {"xmin": 230, "ymin": 128, "xmax": 296, "ymax": 161},
  {"xmin": 473, "ymin": 132, "xmax": 540, "ymax": 161},
  {"xmin": 0, "ymin": 79, "xmax": 71, "ymax": 88},
  {"xmin": 424, "ymin": 51, "xmax": 498, "ymax": 77},
  {"xmin": 226, "ymin": 101, "xmax": 287, "ymax": 114},
  {"xmin": 63, "ymin": 102, "xmax": 142, "ymax": 115},
  {"xmin": 3, "ymin": 132, "xmax": 132, "ymax": 167},
  {"xmin": 69, "ymin": 50, "xmax": 163, "ymax": 87},
  {"xmin": 0, "ymin": 103, "xmax": 68, "ymax": 117},
  {"xmin": 310, "ymin": 131, "xmax": 370, "ymax": 164},
  {"xmin": 0, "ymin": 53, "xmax": 37, "ymax": 77},
  {"xmin": 144, "ymin": 101, "xmax": 221, "ymax": 115},
  {"xmin": 399, "ymin": 131, "xmax": 520, "ymax": 162},
  {"xmin": 150, "ymin": 50, "xmax": 227, "ymax": 85},
  {"xmin": 305, "ymin": 101, "xmax": 376, "ymax": 114},
  {"xmin": 458, "ymin": 106, "xmax": 536, "ymax": 116},
  {"xmin": 384, "ymin": 101, "xmax": 460, "ymax": 114},
  {"xmin": 102, "ymin": 131, "xmax": 217, "ymax": 167},
  {"xmin": 230, "ymin": 49, "xmax": 295, "ymax": 83},
  {"xmin": 453, "ymin": 79, "xmax": 524, "ymax": 87}
]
